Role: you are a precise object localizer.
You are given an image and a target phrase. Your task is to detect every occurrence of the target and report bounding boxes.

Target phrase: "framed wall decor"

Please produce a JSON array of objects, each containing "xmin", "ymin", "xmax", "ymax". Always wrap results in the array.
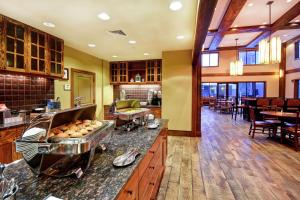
[{"xmin": 63, "ymin": 68, "xmax": 69, "ymax": 80}]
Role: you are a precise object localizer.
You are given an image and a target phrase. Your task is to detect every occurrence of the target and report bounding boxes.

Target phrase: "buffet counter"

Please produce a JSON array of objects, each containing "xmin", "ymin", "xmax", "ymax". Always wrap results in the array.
[{"xmin": 4, "ymin": 119, "xmax": 168, "ymax": 200}]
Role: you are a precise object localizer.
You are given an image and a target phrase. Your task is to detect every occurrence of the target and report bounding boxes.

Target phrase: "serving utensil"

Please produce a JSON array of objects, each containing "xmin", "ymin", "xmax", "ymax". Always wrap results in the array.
[{"xmin": 113, "ymin": 148, "xmax": 140, "ymax": 167}]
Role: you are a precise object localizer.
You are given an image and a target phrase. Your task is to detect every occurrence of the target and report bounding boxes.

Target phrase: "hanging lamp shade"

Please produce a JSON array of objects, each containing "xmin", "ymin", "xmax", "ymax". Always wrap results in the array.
[
  {"xmin": 258, "ymin": 1, "xmax": 281, "ymax": 64},
  {"xmin": 259, "ymin": 36, "xmax": 281, "ymax": 64},
  {"xmin": 230, "ymin": 60, "xmax": 243, "ymax": 76}
]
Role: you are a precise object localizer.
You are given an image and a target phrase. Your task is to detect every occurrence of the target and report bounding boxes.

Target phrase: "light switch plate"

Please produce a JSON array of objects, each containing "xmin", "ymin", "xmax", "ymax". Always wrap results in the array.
[{"xmin": 64, "ymin": 84, "xmax": 71, "ymax": 91}]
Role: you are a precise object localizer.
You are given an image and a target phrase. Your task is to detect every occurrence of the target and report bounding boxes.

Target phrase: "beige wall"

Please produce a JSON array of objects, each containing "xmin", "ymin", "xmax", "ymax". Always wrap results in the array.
[
  {"xmin": 54, "ymin": 46, "xmax": 112, "ymax": 119},
  {"xmin": 162, "ymin": 50, "xmax": 192, "ymax": 131},
  {"xmin": 285, "ymin": 42, "xmax": 300, "ymax": 98},
  {"xmin": 202, "ymin": 50, "xmax": 280, "ymax": 97}
]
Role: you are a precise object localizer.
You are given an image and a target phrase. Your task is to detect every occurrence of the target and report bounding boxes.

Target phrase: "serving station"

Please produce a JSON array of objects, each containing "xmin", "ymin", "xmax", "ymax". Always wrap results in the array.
[{"xmin": 2, "ymin": 104, "xmax": 168, "ymax": 200}]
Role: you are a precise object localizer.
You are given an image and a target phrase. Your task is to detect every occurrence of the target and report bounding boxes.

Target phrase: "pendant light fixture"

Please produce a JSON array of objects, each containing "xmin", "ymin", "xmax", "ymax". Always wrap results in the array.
[
  {"xmin": 230, "ymin": 38, "xmax": 243, "ymax": 76},
  {"xmin": 258, "ymin": 1, "xmax": 281, "ymax": 64}
]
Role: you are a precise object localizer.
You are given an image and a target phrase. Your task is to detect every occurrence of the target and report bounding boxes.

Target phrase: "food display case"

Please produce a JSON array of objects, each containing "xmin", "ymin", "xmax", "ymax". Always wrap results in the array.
[{"xmin": 15, "ymin": 104, "xmax": 114, "ymax": 178}]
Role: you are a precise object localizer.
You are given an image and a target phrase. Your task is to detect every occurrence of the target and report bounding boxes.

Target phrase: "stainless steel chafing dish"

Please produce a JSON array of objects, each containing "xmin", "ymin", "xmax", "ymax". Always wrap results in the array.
[{"xmin": 15, "ymin": 104, "xmax": 114, "ymax": 178}]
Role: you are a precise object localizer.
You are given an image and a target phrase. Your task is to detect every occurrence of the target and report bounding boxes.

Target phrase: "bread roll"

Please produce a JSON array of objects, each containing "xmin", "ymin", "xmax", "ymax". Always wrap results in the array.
[
  {"xmin": 75, "ymin": 120, "xmax": 82, "ymax": 125},
  {"xmin": 58, "ymin": 125, "xmax": 68, "ymax": 131},
  {"xmin": 86, "ymin": 126, "xmax": 94, "ymax": 131},
  {"xmin": 57, "ymin": 132, "xmax": 69, "ymax": 138},
  {"xmin": 80, "ymin": 129, "xmax": 88, "ymax": 135},
  {"xmin": 70, "ymin": 132, "xmax": 82, "ymax": 138}
]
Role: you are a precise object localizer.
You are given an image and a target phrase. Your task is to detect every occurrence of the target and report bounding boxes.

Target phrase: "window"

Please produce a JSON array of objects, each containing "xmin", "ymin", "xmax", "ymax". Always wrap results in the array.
[
  {"xmin": 201, "ymin": 82, "xmax": 265, "ymax": 99},
  {"xmin": 239, "ymin": 50, "xmax": 260, "ymax": 65},
  {"xmin": 295, "ymin": 41, "xmax": 300, "ymax": 59},
  {"xmin": 201, "ymin": 83, "xmax": 217, "ymax": 97},
  {"xmin": 238, "ymin": 82, "xmax": 265, "ymax": 98},
  {"xmin": 201, "ymin": 53, "xmax": 218, "ymax": 67}
]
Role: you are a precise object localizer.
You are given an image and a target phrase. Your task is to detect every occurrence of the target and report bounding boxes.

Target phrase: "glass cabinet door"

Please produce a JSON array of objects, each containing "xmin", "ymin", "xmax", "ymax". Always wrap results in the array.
[
  {"xmin": 156, "ymin": 60, "xmax": 161, "ymax": 82},
  {"xmin": 29, "ymin": 30, "xmax": 46, "ymax": 73},
  {"xmin": 119, "ymin": 62, "xmax": 128, "ymax": 83},
  {"xmin": 110, "ymin": 63, "xmax": 118, "ymax": 83},
  {"xmin": 49, "ymin": 36, "xmax": 63, "ymax": 76},
  {"xmin": 5, "ymin": 21, "xmax": 26, "ymax": 71},
  {"xmin": 146, "ymin": 60, "xmax": 155, "ymax": 82}
]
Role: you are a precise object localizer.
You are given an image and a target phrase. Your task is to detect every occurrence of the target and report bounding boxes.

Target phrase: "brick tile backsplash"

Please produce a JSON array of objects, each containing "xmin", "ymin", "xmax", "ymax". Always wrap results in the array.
[{"xmin": 0, "ymin": 73, "xmax": 54, "ymax": 111}]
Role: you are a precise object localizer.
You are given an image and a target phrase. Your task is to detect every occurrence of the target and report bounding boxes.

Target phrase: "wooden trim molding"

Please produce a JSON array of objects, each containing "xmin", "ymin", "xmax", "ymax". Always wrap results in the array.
[
  {"xmin": 279, "ymin": 43, "xmax": 286, "ymax": 98},
  {"xmin": 168, "ymin": 130, "xmax": 193, "ymax": 137},
  {"xmin": 202, "ymin": 72, "xmax": 278, "ymax": 77},
  {"xmin": 286, "ymin": 68, "xmax": 300, "ymax": 74}
]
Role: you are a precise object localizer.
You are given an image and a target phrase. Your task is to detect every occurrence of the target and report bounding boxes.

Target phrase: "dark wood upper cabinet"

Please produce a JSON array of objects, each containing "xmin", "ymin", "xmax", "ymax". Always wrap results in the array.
[
  {"xmin": 2, "ymin": 18, "xmax": 27, "ymax": 72},
  {"xmin": 0, "ymin": 15, "xmax": 64, "ymax": 78},
  {"xmin": 49, "ymin": 36, "xmax": 64, "ymax": 77},
  {"xmin": 110, "ymin": 59, "xmax": 162, "ymax": 84},
  {"xmin": 28, "ymin": 28, "xmax": 47, "ymax": 74}
]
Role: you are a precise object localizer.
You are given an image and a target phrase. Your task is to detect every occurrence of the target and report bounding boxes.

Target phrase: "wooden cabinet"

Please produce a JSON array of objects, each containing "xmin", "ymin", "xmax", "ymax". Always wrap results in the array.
[
  {"xmin": 28, "ymin": 28, "xmax": 47, "ymax": 74},
  {"xmin": 110, "ymin": 62, "xmax": 128, "ymax": 84},
  {"xmin": 116, "ymin": 128, "xmax": 168, "ymax": 200},
  {"xmin": 2, "ymin": 18, "xmax": 27, "ymax": 72},
  {"xmin": 0, "ymin": 14, "xmax": 64, "ymax": 78},
  {"xmin": 0, "ymin": 126, "xmax": 24, "ymax": 164},
  {"xmin": 146, "ymin": 60, "xmax": 161, "ymax": 83},
  {"xmin": 149, "ymin": 107, "xmax": 161, "ymax": 118},
  {"xmin": 110, "ymin": 59, "xmax": 161, "ymax": 85},
  {"xmin": 49, "ymin": 36, "xmax": 64, "ymax": 77}
]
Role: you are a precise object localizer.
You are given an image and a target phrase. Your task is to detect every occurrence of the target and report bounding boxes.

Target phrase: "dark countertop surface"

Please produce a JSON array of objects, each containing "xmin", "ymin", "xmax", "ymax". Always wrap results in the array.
[{"xmin": 5, "ymin": 119, "xmax": 167, "ymax": 200}]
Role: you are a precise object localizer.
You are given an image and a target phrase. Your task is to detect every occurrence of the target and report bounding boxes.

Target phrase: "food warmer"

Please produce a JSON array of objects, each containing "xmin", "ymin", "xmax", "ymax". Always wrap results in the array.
[{"xmin": 15, "ymin": 105, "xmax": 114, "ymax": 178}]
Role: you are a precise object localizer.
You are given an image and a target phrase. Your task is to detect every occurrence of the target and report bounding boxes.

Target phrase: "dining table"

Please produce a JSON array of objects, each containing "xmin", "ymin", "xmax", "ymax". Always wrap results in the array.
[{"xmin": 260, "ymin": 111, "xmax": 298, "ymax": 119}]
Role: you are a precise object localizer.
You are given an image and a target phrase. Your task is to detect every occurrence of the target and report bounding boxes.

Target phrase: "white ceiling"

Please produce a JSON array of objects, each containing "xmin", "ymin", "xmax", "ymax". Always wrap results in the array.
[
  {"xmin": 209, "ymin": 0, "xmax": 231, "ymax": 30},
  {"xmin": 291, "ymin": 15, "xmax": 300, "ymax": 22},
  {"xmin": 272, "ymin": 29, "xmax": 300, "ymax": 43},
  {"xmin": 232, "ymin": 0, "xmax": 299, "ymax": 27},
  {"xmin": 219, "ymin": 32, "xmax": 262, "ymax": 47},
  {"xmin": 0, "ymin": 0, "xmax": 198, "ymax": 61},
  {"xmin": 206, "ymin": 0, "xmax": 300, "ymax": 48}
]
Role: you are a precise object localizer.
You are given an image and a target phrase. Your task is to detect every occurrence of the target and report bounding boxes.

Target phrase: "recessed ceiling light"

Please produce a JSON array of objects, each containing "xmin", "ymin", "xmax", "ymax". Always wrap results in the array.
[
  {"xmin": 97, "ymin": 12, "xmax": 110, "ymax": 20},
  {"xmin": 295, "ymin": 19, "xmax": 300, "ymax": 22},
  {"xmin": 233, "ymin": 25, "xmax": 238, "ymax": 27},
  {"xmin": 112, "ymin": 55, "xmax": 118, "ymax": 58},
  {"xmin": 232, "ymin": 28, "xmax": 237, "ymax": 31},
  {"xmin": 283, "ymin": 34, "xmax": 288, "ymax": 37},
  {"xmin": 259, "ymin": 25, "xmax": 266, "ymax": 28},
  {"xmin": 290, "ymin": 23, "xmax": 297, "ymax": 26},
  {"xmin": 43, "ymin": 22, "xmax": 55, "ymax": 28},
  {"xmin": 176, "ymin": 35, "xmax": 185, "ymax": 40},
  {"xmin": 169, "ymin": 1, "xmax": 183, "ymax": 11},
  {"xmin": 262, "ymin": 22, "xmax": 267, "ymax": 25},
  {"xmin": 88, "ymin": 44, "xmax": 96, "ymax": 48},
  {"xmin": 128, "ymin": 40, "xmax": 136, "ymax": 44},
  {"xmin": 247, "ymin": 3, "xmax": 254, "ymax": 7},
  {"xmin": 286, "ymin": 0, "xmax": 292, "ymax": 3},
  {"xmin": 144, "ymin": 53, "xmax": 150, "ymax": 56}
]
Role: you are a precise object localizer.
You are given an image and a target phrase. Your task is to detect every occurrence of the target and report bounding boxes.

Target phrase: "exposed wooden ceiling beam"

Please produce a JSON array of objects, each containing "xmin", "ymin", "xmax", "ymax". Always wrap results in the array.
[
  {"xmin": 192, "ymin": 0, "xmax": 218, "ymax": 66},
  {"xmin": 285, "ymin": 34, "xmax": 300, "ymax": 45},
  {"xmin": 207, "ymin": 22, "xmax": 300, "ymax": 37},
  {"xmin": 246, "ymin": 1, "xmax": 300, "ymax": 48},
  {"xmin": 208, "ymin": 0, "xmax": 247, "ymax": 51}
]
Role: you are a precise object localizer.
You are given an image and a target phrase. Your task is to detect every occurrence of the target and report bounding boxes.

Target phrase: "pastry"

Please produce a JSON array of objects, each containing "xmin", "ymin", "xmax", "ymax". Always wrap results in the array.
[
  {"xmin": 64, "ymin": 130, "xmax": 74, "ymax": 136},
  {"xmin": 77, "ymin": 124, "xmax": 85, "ymax": 129},
  {"xmin": 69, "ymin": 125, "xmax": 79, "ymax": 131},
  {"xmin": 49, "ymin": 132, "xmax": 55, "ymax": 137},
  {"xmin": 80, "ymin": 129, "xmax": 88, "ymax": 135},
  {"xmin": 75, "ymin": 120, "xmax": 82, "ymax": 125},
  {"xmin": 57, "ymin": 132, "xmax": 69, "ymax": 138},
  {"xmin": 86, "ymin": 126, "xmax": 94, "ymax": 131},
  {"xmin": 70, "ymin": 132, "xmax": 82, "ymax": 138},
  {"xmin": 52, "ymin": 128, "xmax": 63, "ymax": 135},
  {"xmin": 83, "ymin": 120, "xmax": 91, "ymax": 124},
  {"xmin": 58, "ymin": 125, "xmax": 68, "ymax": 131}
]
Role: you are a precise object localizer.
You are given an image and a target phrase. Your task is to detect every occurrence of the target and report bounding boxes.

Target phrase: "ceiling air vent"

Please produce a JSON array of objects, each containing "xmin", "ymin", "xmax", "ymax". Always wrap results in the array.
[{"xmin": 108, "ymin": 30, "xmax": 127, "ymax": 36}]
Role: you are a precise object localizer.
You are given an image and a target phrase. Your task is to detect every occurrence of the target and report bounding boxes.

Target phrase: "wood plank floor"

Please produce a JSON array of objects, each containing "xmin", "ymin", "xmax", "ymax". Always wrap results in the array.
[{"xmin": 158, "ymin": 108, "xmax": 300, "ymax": 200}]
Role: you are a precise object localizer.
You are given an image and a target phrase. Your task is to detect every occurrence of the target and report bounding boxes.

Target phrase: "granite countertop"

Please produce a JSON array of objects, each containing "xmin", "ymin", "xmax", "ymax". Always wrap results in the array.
[{"xmin": 4, "ymin": 119, "xmax": 167, "ymax": 200}]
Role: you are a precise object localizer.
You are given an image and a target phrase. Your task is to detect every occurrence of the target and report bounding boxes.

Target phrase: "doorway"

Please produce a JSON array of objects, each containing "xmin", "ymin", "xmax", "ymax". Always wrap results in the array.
[{"xmin": 71, "ymin": 68, "xmax": 95, "ymax": 107}]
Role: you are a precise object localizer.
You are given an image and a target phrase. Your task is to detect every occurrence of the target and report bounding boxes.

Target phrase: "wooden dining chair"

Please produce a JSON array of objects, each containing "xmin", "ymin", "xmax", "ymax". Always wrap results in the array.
[
  {"xmin": 249, "ymin": 107, "xmax": 273, "ymax": 139},
  {"xmin": 281, "ymin": 112, "xmax": 300, "ymax": 151}
]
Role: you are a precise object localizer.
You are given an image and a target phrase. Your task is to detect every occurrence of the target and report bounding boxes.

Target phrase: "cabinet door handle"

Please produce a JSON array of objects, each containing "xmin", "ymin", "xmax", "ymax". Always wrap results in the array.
[
  {"xmin": 149, "ymin": 166, "xmax": 155, "ymax": 169},
  {"xmin": 149, "ymin": 182, "xmax": 155, "ymax": 186},
  {"xmin": 149, "ymin": 150, "xmax": 155, "ymax": 154}
]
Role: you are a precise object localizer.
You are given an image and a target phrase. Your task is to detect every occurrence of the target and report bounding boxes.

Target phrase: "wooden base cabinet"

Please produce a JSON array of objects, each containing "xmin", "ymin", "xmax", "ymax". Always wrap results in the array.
[
  {"xmin": 116, "ymin": 128, "xmax": 167, "ymax": 200},
  {"xmin": 0, "ymin": 126, "xmax": 24, "ymax": 164}
]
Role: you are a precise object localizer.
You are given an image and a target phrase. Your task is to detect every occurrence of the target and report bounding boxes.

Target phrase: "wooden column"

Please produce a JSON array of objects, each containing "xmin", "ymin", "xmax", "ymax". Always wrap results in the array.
[
  {"xmin": 191, "ymin": 0, "xmax": 218, "ymax": 137},
  {"xmin": 279, "ymin": 43, "xmax": 286, "ymax": 98}
]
